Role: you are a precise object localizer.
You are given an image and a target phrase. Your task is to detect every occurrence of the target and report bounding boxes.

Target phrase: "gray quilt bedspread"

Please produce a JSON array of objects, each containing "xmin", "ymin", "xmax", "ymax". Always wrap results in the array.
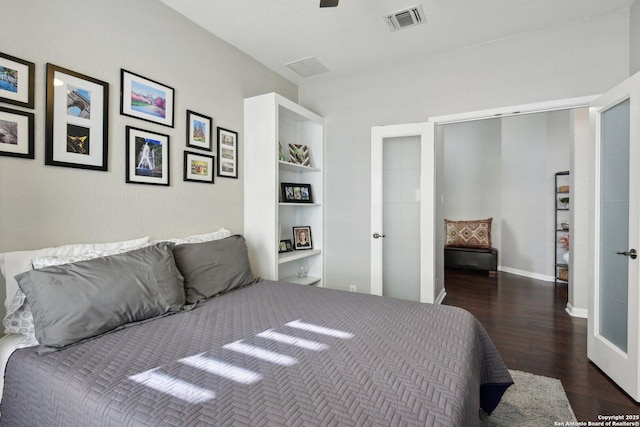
[{"xmin": 0, "ymin": 280, "xmax": 512, "ymax": 426}]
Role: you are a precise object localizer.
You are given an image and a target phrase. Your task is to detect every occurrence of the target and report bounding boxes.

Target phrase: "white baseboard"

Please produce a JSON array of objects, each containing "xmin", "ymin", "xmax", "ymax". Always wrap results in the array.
[
  {"xmin": 434, "ymin": 288, "xmax": 447, "ymax": 305},
  {"xmin": 565, "ymin": 303, "xmax": 588, "ymax": 319},
  {"xmin": 498, "ymin": 266, "xmax": 555, "ymax": 282}
]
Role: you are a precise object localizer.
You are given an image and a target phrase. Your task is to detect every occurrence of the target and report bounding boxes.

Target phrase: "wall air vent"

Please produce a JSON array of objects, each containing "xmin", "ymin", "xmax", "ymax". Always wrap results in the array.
[{"xmin": 386, "ymin": 5, "xmax": 426, "ymax": 31}]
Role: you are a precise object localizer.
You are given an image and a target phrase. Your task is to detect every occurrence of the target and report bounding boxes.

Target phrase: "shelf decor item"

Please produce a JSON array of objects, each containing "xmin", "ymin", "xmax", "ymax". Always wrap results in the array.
[
  {"xmin": 296, "ymin": 258, "xmax": 309, "ymax": 278},
  {"xmin": 279, "ymin": 239, "xmax": 293, "ymax": 253},
  {"xmin": 281, "ymin": 183, "xmax": 313, "ymax": 203},
  {"xmin": 217, "ymin": 127, "xmax": 238, "ymax": 179},
  {"xmin": 45, "ymin": 63, "xmax": 109, "ymax": 171},
  {"xmin": 293, "ymin": 226, "xmax": 313, "ymax": 250},
  {"xmin": 0, "ymin": 106, "xmax": 34, "ymax": 159},
  {"xmin": 121, "ymin": 69, "xmax": 174, "ymax": 128},
  {"xmin": 0, "ymin": 52, "xmax": 35, "ymax": 108},
  {"xmin": 183, "ymin": 151, "xmax": 215, "ymax": 184},
  {"xmin": 289, "ymin": 144, "xmax": 311, "ymax": 166},
  {"xmin": 186, "ymin": 110, "xmax": 213, "ymax": 151},
  {"xmin": 125, "ymin": 126, "xmax": 170, "ymax": 186}
]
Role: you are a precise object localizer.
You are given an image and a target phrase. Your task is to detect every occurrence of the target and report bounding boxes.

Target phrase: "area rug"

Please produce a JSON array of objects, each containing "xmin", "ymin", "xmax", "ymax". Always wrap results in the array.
[{"xmin": 480, "ymin": 369, "xmax": 577, "ymax": 426}]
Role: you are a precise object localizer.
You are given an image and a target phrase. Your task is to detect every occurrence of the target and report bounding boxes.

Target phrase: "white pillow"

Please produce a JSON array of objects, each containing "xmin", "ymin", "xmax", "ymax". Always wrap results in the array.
[
  {"xmin": 154, "ymin": 227, "xmax": 233, "ymax": 245},
  {"xmin": 0, "ymin": 236, "xmax": 149, "ymax": 314}
]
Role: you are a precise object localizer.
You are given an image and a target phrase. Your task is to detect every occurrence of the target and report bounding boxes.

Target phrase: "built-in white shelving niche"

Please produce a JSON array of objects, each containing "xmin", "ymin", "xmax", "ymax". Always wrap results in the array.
[{"xmin": 244, "ymin": 93, "xmax": 324, "ymax": 286}]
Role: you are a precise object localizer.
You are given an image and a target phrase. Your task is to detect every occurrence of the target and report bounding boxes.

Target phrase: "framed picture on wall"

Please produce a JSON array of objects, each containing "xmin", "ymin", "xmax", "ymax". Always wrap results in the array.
[
  {"xmin": 0, "ymin": 52, "xmax": 35, "ymax": 108},
  {"xmin": 0, "ymin": 106, "xmax": 34, "ymax": 159},
  {"xmin": 125, "ymin": 126, "xmax": 170, "ymax": 186},
  {"xmin": 293, "ymin": 226, "xmax": 313, "ymax": 250},
  {"xmin": 217, "ymin": 127, "xmax": 238, "ymax": 178},
  {"xmin": 121, "ymin": 69, "xmax": 174, "ymax": 128},
  {"xmin": 186, "ymin": 110, "xmax": 213, "ymax": 151},
  {"xmin": 45, "ymin": 63, "xmax": 109, "ymax": 171},
  {"xmin": 184, "ymin": 151, "xmax": 215, "ymax": 184}
]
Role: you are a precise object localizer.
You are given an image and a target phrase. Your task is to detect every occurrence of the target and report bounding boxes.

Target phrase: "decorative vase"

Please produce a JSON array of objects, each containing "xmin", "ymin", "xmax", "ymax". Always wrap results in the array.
[{"xmin": 296, "ymin": 258, "xmax": 309, "ymax": 278}]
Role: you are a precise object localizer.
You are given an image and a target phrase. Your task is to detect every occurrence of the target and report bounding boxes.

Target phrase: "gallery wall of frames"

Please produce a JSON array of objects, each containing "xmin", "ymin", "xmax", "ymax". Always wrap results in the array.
[{"xmin": 0, "ymin": 51, "xmax": 239, "ymax": 185}]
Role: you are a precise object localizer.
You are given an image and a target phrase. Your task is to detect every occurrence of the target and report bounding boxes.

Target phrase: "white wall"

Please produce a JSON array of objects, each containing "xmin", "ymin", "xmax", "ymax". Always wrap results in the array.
[
  {"xmin": 631, "ymin": 0, "xmax": 640, "ymax": 75},
  {"xmin": 300, "ymin": 10, "xmax": 629, "ymax": 293},
  {"xmin": 0, "ymin": 0, "xmax": 297, "ymax": 253}
]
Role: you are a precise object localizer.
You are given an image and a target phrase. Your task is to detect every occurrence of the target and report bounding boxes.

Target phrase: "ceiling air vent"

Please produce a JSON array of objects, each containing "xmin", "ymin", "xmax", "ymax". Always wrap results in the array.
[{"xmin": 386, "ymin": 5, "xmax": 426, "ymax": 31}]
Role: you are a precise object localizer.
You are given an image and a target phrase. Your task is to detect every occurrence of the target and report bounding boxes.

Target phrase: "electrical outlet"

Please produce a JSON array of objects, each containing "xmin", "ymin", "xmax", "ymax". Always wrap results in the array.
[{"xmin": 349, "ymin": 285, "xmax": 357, "ymax": 292}]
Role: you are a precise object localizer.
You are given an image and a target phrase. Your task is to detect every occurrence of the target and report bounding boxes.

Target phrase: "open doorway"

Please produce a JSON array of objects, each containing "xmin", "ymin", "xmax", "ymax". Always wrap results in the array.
[
  {"xmin": 428, "ymin": 96, "xmax": 593, "ymax": 317},
  {"xmin": 441, "ymin": 109, "xmax": 574, "ymax": 285}
]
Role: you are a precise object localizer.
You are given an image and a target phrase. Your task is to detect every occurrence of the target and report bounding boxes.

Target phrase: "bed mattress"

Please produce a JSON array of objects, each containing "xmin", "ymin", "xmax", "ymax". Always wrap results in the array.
[{"xmin": 0, "ymin": 280, "xmax": 512, "ymax": 426}]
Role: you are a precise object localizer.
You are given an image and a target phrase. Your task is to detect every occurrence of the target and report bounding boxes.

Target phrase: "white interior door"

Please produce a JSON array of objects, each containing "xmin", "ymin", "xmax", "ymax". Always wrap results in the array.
[
  {"xmin": 370, "ymin": 123, "xmax": 435, "ymax": 303},
  {"xmin": 588, "ymin": 71, "xmax": 640, "ymax": 402}
]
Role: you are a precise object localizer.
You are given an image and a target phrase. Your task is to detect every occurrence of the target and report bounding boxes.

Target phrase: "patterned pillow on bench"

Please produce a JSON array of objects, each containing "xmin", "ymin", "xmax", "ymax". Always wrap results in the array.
[{"xmin": 445, "ymin": 218, "xmax": 492, "ymax": 249}]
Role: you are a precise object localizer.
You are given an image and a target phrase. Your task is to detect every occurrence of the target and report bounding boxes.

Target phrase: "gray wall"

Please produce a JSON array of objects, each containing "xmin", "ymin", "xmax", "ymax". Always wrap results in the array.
[
  {"xmin": 0, "ymin": 0, "xmax": 297, "ymax": 253},
  {"xmin": 443, "ymin": 119, "xmax": 502, "ymax": 260},
  {"xmin": 299, "ymin": 9, "xmax": 629, "ymax": 294}
]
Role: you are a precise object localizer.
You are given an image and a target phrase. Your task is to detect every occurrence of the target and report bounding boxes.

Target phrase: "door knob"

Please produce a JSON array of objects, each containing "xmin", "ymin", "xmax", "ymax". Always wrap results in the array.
[
  {"xmin": 616, "ymin": 248, "xmax": 638, "ymax": 259},
  {"xmin": 373, "ymin": 232, "xmax": 386, "ymax": 239}
]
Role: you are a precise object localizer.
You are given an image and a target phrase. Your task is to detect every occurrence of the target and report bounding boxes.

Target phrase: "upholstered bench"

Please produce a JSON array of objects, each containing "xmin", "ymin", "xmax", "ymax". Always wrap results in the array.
[
  {"xmin": 444, "ymin": 246, "xmax": 498, "ymax": 275},
  {"xmin": 445, "ymin": 217, "xmax": 497, "ymax": 275}
]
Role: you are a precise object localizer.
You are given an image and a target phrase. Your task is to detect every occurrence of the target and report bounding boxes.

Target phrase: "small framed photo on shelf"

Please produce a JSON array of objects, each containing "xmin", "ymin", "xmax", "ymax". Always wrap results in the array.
[
  {"xmin": 0, "ymin": 106, "xmax": 34, "ymax": 159},
  {"xmin": 293, "ymin": 226, "xmax": 313, "ymax": 250},
  {"xmin": 289, "ymin": 144, "xmax": 311, "ymax": 167},
  {"xmin": 186, "ymin": 110, "xmax": 213, "ymax": 151},
  {"xmin": 184, "ymin": 151, "xmax": 215, "ymax": 184},
  {"xmin": 125, "ymin": 126, "xmax": 170, "ymax": 186},
  {"xmin": 279, "ymin": 239, "xmax": 293, "ymax": 253},
  {"xmin": 45, "ymin": 63, "xmax": 109, "ymax": 171},
  {"xmin": 281, "ymin": 182, "xmax": 313, "ymax": 203},
  {"xmin": 0, "ymin": 52, "xmax": 35, "ymax": 108},
  {"xmin": 217, "ymin": 127, "xmax": 238, "ymax": 178},
  {"xmin": 121, "ymin": 69, "xmax": 174, "ymax": 128}
]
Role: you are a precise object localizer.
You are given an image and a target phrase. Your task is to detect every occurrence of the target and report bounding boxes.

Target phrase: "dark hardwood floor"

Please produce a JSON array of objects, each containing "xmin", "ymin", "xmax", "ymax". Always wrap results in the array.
[{"xmin": 442, "ymin": 269, "xmax": 640, "ymax": 422}]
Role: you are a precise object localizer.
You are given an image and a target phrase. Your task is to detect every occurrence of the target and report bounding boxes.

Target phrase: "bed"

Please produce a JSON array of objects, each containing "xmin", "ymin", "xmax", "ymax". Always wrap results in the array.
[{"xmin": 0, "ymin": 231, "xmax": 512, "ymax": 426}]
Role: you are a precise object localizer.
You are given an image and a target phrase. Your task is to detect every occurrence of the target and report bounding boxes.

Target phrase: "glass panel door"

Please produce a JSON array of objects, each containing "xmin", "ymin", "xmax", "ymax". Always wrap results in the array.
[
  {"xmin": 382, "ymin": 136, "xmax": 421, "ymax": 301},
  {"xmin": 598, "ymin": 99, "xmax": 630, "ymax": 352}
]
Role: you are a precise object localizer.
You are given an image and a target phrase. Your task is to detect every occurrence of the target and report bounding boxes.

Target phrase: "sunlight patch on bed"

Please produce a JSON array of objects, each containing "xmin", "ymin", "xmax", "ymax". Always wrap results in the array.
[
  {"xmin": 285, "ymin": 319, "xmax": 355, "ymax": 339},
  {"xmin": 223, "ymin": 340, "xmax": 298, "ymax": 366},
  {"xmin": 129, "ymin": 319, "xmax": 354, "ymax": 401},
  {"xmin": 129, "ymin": 368, "xmax": 216, "ymax": 403},
  {"xmin": 178, "ymin": 353, "xmax": 262, "ymax": 384},
  {"xmin": 256, "ymin": 329, "xmax": 329, "ymax": 351}
]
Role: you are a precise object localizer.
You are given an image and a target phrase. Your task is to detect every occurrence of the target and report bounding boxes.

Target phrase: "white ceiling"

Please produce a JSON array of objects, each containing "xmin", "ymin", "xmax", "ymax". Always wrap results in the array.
[{"xmin": 159, "ymin": 0, "xmax": 634, "ymax": 85}]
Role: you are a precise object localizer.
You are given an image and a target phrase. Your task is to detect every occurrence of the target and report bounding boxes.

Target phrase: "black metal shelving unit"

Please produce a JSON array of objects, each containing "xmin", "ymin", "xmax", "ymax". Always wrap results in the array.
[{"xmin": 554, "ymin": 171, "xmax": 570, "ymax": 285}]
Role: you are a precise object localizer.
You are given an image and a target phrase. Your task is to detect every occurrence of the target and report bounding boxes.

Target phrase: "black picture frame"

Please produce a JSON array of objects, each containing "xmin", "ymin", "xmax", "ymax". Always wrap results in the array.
[
  {"xmin": 0, "ymin": 106, "xmax": 34, "ymax": 159},
  {"xmin": 293, "ymin": 226, "xmax": 313, "ymax": 250},
  {"xmin": 125, "ymin": 126, "xmax": 170, "ymax": 186},
  {"xmin": 184, "ymin": 151, "xmax": 215, "ymax": 184},
  {"xmin": 186, "ymin": 110, "xmax": 213, "ymax": 151},
  {"xmin": 0, "ymin": 52, "xmax": 35, "ymax": 108},
  {"xmin": 281, "ymin": 182, "xmax": 313, "ymax": 203},
  {"xmin": 279, "ymin": 239, "xmax": 293, "ymax": 253},
  {"xmin": 121, "ymin": 69, "xmax": 174, "ymax": 128},
  {"xmin": 45, "ymin": 63, "xmax": 109, "ymax": 171},
  {"xmin": 217, "ymin": 127, "xmax": 238, "ymax": 178}
]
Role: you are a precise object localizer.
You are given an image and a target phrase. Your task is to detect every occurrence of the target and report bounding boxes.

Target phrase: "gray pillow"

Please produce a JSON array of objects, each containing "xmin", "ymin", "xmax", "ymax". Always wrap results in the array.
[
  {"xmin": 15, "ymin": 242, "xmax": 185, "ymax": 349},
  {"xmin": 172, "ymin": 235, "xmax": 257, "ymax": 304}
]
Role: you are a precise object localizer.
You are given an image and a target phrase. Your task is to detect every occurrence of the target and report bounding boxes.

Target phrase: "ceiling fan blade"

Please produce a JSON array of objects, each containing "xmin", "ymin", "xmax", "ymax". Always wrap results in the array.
[{"xmin": 319, "ymin": 0, "xmax": 339, "ymax": 7}]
